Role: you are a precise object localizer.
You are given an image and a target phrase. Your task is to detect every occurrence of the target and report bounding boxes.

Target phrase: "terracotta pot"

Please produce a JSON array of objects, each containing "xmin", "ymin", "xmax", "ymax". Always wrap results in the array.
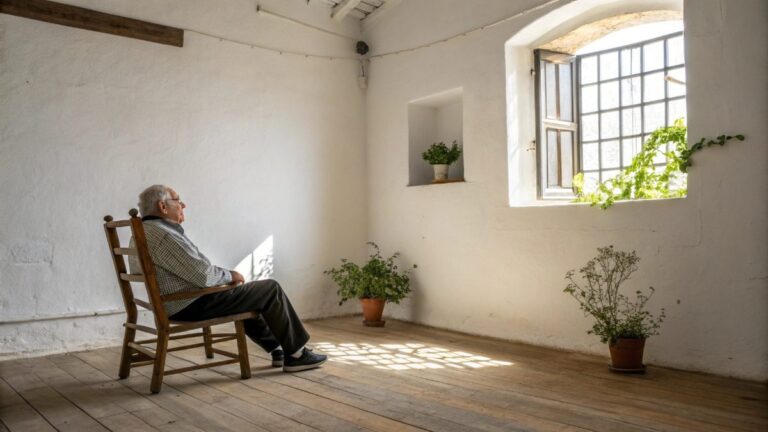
[
  {"xmin": 360, "ymin": 298, "xmax": 385, "ymax": 326},
  {"xmin": 608, "ymin": 338, "xmax": 646, "ymax": 371}
]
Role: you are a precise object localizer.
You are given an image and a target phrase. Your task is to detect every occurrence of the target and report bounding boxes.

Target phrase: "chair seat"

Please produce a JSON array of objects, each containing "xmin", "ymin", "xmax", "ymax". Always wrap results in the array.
[{"xmin": 168, "ymin": 311, "xmax": 259, "ymax": 329}]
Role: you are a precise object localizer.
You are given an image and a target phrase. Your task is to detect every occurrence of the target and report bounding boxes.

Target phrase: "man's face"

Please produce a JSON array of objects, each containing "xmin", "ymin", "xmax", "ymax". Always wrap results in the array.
[{"xmin": 158, "ymin": 188, "xmax": 186, "ymax": 224}]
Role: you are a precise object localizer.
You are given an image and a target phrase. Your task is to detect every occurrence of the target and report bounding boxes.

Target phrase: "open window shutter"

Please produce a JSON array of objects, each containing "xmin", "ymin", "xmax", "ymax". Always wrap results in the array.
[{"xmin": 534, "ymin": 49, "xmax": 578, "ymax": 199}]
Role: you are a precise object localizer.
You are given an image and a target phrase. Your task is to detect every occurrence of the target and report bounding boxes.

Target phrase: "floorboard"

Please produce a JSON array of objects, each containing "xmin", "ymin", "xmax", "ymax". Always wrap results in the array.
[{"xmin": 0, "ymin": 317, "xmax": 765, "ymax": 432}]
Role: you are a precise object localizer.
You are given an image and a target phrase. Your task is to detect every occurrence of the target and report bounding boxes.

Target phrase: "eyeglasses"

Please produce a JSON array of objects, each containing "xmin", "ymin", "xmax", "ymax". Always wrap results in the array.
[{"xmin": 165, "ymin": 197, "xmax": 183, "ymax": 204}]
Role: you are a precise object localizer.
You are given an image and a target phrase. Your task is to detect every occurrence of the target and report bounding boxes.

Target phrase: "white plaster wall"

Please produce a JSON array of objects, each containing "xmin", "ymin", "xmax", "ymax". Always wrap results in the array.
[
  {"xmin": 363, "ymin": 0, "xmax": 767, "ymax": 380},
  {"xmin": 0, "ymin": 0, "xmax": 367, "ymax": 358}
]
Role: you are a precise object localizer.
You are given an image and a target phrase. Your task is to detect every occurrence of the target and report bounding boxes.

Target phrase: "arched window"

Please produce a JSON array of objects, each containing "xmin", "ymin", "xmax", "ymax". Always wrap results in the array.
[{"xmin": 505, "ymin": 2, "xmax": 684, "ymax": 206}]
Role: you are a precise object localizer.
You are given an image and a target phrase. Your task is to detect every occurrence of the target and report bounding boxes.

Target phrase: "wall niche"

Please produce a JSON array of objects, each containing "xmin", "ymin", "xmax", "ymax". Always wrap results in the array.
[{"xmin": 407, "ymin": 87, "xmax": 464, "ymax": 186}]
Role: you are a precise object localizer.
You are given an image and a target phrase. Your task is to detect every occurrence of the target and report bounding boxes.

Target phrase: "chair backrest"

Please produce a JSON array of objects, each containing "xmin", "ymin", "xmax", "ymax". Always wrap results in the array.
[{"xmin": 103, "ymin": 209, "xmax": 170, "ymax": 328}]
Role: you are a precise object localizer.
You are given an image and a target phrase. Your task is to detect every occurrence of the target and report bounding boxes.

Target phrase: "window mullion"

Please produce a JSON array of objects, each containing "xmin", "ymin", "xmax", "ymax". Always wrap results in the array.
[
  {"xmin": 596, "ymin": 54, "xmax": 603, "ymax": 182},
  {"xmin": 618, "ymin": 48, "xmax": 624, "ymax": 170}
]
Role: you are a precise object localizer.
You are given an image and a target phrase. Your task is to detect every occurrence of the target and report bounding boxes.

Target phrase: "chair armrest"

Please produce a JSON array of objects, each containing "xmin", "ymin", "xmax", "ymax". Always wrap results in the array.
[{"xmin": 161, "ymin": 282, "xmax": 242, "ymax": 302}]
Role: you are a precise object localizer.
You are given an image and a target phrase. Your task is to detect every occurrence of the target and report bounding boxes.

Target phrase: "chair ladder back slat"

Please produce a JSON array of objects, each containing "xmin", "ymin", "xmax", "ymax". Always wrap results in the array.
[
  {"xmin": 120, "ymin": 273, "xmax": 146, "ymax": 283},
  {"xmin": 134, "ymin": 298, "xmax": 152, "ymax": 310},
  {"xmin": 128, "ymin": 214, "xmax": 170, "ymax": 328},
  {"xmin": 114, "ymin": 247, "xmax": 139, "ymax": 256}
]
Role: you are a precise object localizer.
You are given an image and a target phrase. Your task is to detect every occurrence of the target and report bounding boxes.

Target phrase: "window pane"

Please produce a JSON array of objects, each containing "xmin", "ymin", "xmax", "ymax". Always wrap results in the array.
[
  {"xmin": 561, "ymin": 132, "xmax": 574, "ymax": 187},
  {"xmin": 622, "ymin": 137, "xmax": 642, "ymax": 166},
  {"xmin": 602, "ymin": 169, "xmax": 620, "ymax": 183},
  {"xmin": 581, "ymin": 84, "xmax": 598, "ymax": 113},
  {"xmin": 559, "ymin": 64, "xmax": 573, "ymax": 121},
  {"xmin": 643, "ymin": 40, "xmax": 664, "ymax": 72},
  {"xmin": 600, "ymin": 111, "xmax": 620, "ymax": 139},
  {"xmin": 582, "ymin": 142, "xmax": 599, "ymax": 170},
  {"xmin": 601, "ymin": 140, "xmax": 620, "ymax": 168},
  {"xmin": 621, "ymin": 47, "xmax": 641, "ymax": 76},
  {"xmin": 583, "ymin": 172, "xmax": 600, "ymax": 193},
  {"xmin": 668, "ymin": 98, "xmax": 687, "ymax": 125},
  {"xmin": 654, "ymin": 142, "xmax": 666, "ymax": 164},
  {"xmin": 582, "ymin": 114, "xmax": 599, "ymax": 141},
  {"xmin": 600, "ymin": 80, "xmax": 619, "ymax": 110},
  {"xmin": 547, "ymin": 130, "xmax": 559, "ymax": 186},
  {"xmin": 644, "ymin": 71, "xmax": 666, "ymax": 102},
  {"xmin": 667, "ymin": 35, "xmax": 684, "ymax": 66},
  {"xmin": 622, "ymin": 107, "xmax": 642, "ymax": 136},
  {"xmin": 621, "ymin": 77, "xmax": 641, "ymax": 105},
  {"xmin": 581, "ymin": 56, "xmax": 597, "ymax": 84},
  {"xmin": 643, "ymin": 102, "xmax": 665, "ymax": 133},
  {"xmin": 545, "ymin": 62, "xmax": 557, "ymax": 119},
  {"xmin": 667, "ymin": 67, "xmax": 686, "ymax": 97},
  {"xmin": 600, "ymin": 52, "xmax": 619, "ymax": 80},
  {"xmin": 669, "ymin": 171, "xmax": 687, "ymax": 191}
]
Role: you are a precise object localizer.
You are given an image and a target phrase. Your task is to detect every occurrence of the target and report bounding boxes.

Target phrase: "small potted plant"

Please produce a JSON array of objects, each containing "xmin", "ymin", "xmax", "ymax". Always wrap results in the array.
[
  {"xmin": 324, "ymin": 242, "xmax": 416, "ymax": 327},
  {"xmin": 564, "ymin": 246, "xmax": 665, "ymax": 373},
  {"xmin": 422, "ymin": 140, "xmax": 462, "ymax": 181}
]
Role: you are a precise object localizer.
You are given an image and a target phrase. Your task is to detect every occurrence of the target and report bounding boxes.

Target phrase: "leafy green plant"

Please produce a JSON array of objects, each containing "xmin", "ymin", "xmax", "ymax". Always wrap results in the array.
[
  {"xmin": 564, "ymin": 246, "xmax": 665, "ymax": 345},
  {"xmin": 325, "ymin": 242, "xmax": 417, "ymax": 305},
  {"xmin": 573, "ymin": 119, "xmax": 745, "ymax": 209},
  {"xmin": 422, "ymin": 140, "xmax": 462, "ymax": 165}
]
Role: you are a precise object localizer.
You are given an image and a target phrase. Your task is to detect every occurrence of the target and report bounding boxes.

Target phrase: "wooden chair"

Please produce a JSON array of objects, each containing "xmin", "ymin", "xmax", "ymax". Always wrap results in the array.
[{"xmin": 103, "ymin": 209, "xmax": 254, "ymax": 393}]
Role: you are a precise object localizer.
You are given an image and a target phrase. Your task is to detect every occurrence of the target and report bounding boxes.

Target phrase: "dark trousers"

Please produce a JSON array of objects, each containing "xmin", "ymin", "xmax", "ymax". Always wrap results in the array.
[{"xmin": 170, "ymin": 279, "xmax": 309, "ymax": 355}]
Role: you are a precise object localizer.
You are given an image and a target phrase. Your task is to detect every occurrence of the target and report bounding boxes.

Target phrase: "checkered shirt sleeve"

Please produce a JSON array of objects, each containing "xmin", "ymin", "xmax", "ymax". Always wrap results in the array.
[{"xmin": 129, "ymin": 220, "xmax": 232, "ymax": 316}]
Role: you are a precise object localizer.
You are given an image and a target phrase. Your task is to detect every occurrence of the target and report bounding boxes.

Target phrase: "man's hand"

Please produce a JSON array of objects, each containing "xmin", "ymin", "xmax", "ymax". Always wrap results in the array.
[{"xmin": 230, "ymin": 270, "xmax": 245, "ymax": 285}]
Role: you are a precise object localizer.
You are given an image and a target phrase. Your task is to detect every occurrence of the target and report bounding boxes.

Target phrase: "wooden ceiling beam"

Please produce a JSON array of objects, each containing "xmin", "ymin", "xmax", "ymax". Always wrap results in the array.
[
  {"xmin": 0, "ymin": 0, "xmax": 183, "ymax": 47},
  {"xmin": 331, "ymin": 0, "xmax": 362, "ymax": 22}
]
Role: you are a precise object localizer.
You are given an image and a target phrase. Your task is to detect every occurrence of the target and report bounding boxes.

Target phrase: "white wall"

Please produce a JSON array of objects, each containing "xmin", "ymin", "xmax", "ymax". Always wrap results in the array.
[
  {"xmin": 363, "ymin": 0, "xmax": 767, "ymax": 381},
  {"xmin": 0, "ymin": 0, "xmax": 367, "ymax": 358}
]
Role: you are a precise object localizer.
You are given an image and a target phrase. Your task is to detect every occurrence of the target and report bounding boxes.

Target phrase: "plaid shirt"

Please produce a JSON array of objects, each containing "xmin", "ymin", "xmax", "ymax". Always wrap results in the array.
[{"xmin": 129, "ymin": 217, "xmax": 232, "ymax": 316}]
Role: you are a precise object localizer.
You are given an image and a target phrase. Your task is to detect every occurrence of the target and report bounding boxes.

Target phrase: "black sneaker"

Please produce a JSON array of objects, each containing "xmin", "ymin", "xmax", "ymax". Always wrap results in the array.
[
  {"xmin": 271, "ymin": 349, "xmax": 284, "ymax": 367},
  {"xmin": 283, "ymin": 348, "xmax": 327, "ymax": 372}
]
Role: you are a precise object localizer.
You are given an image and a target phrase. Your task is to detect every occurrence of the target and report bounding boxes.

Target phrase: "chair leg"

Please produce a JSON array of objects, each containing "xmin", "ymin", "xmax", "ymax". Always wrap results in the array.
[
  {"xmin": 118, "ymin": 325, "xmax": 136, "ymax": 379},
  {"xmin": 234, "ymin": 321, "xmax": 251, "ymax": 379},
  {"xmin": 150, "ymin": 331, "xmax": 169, "ymax": 394},
  {"xmin": 203, "ymin": 326, "xmax": 214, "ymax": 359}
]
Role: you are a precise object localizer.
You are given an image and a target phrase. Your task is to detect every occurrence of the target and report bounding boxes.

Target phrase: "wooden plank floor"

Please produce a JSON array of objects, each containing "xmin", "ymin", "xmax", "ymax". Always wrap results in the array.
[{"xmin": 1, "ymin": 317, "xmax": 766, "ymax": 431}]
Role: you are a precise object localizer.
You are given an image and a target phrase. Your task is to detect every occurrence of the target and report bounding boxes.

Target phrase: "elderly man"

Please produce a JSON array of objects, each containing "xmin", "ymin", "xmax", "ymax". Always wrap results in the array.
[{"xmin": 131, "ymin": 184, "xmax": 326, "ymax": 372}]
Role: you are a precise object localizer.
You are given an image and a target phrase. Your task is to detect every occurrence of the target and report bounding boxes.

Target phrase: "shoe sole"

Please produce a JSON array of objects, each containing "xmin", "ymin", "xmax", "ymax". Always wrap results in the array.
[
  {"xmin": 282, "ymin": 358, "xmax": 327, "ymax": 373},
  {"xmin": 271, "ymin": 359, "xmax": 284, "ymax": 367}
]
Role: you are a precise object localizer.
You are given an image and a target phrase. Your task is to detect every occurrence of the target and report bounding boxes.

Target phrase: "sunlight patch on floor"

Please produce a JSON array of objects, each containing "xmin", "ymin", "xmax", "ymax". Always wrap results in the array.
[{"xmin": 314, "ymin": 342, "xmax": 513, "ymax": 371}]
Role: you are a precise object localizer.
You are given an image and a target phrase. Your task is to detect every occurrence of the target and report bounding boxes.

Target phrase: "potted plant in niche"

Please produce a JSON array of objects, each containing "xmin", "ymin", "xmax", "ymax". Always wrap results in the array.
[
  {"xmin": 324, "ymin": 242, "xmax": 416, "ymax": 327},
  {"xmin": 564, "ymin": 246, "xmax": 666, "ymax": 373},
  {"xmin": 422, "ymin": 140, "xmax": 462, "ymax": 181}
]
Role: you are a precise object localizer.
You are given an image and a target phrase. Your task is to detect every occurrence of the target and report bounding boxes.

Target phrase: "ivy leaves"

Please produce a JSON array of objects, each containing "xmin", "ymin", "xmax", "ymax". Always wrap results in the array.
[{"xmin": 573, "ymin": 120, "xmax": 745, "ymax": 209}]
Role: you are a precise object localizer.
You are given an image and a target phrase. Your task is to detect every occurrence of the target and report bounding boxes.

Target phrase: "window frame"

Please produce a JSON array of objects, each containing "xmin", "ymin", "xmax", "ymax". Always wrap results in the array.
[
  {"xmin": 534, "ymin": 49, "xmax": 580, "ymax": 200},
  {"xmin": 534, "ymin": 31, "xmax": 686, "ymax": 199}
]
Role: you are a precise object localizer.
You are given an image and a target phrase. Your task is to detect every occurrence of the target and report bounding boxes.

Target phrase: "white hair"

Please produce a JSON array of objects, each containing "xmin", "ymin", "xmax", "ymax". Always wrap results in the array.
[{"xmin": 138, "ymin": 185, "xmax": 171, "ymax": 216}]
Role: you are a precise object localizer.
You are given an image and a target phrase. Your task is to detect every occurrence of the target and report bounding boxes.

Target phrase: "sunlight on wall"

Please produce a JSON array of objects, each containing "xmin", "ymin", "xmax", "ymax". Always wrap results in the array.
[
  {"xmin": 234, "ymin": 235, "xmax": 274, "ymax": 281},
  {"xmin": 315, "ymin": 342, "xmax": 513, "ymax": 371}
]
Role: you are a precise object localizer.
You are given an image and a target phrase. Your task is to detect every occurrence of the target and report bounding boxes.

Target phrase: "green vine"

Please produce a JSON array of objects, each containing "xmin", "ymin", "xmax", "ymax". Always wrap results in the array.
[{"xmin": 573, "ymin": 119, "xmax": 744, "ymax": 209}]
